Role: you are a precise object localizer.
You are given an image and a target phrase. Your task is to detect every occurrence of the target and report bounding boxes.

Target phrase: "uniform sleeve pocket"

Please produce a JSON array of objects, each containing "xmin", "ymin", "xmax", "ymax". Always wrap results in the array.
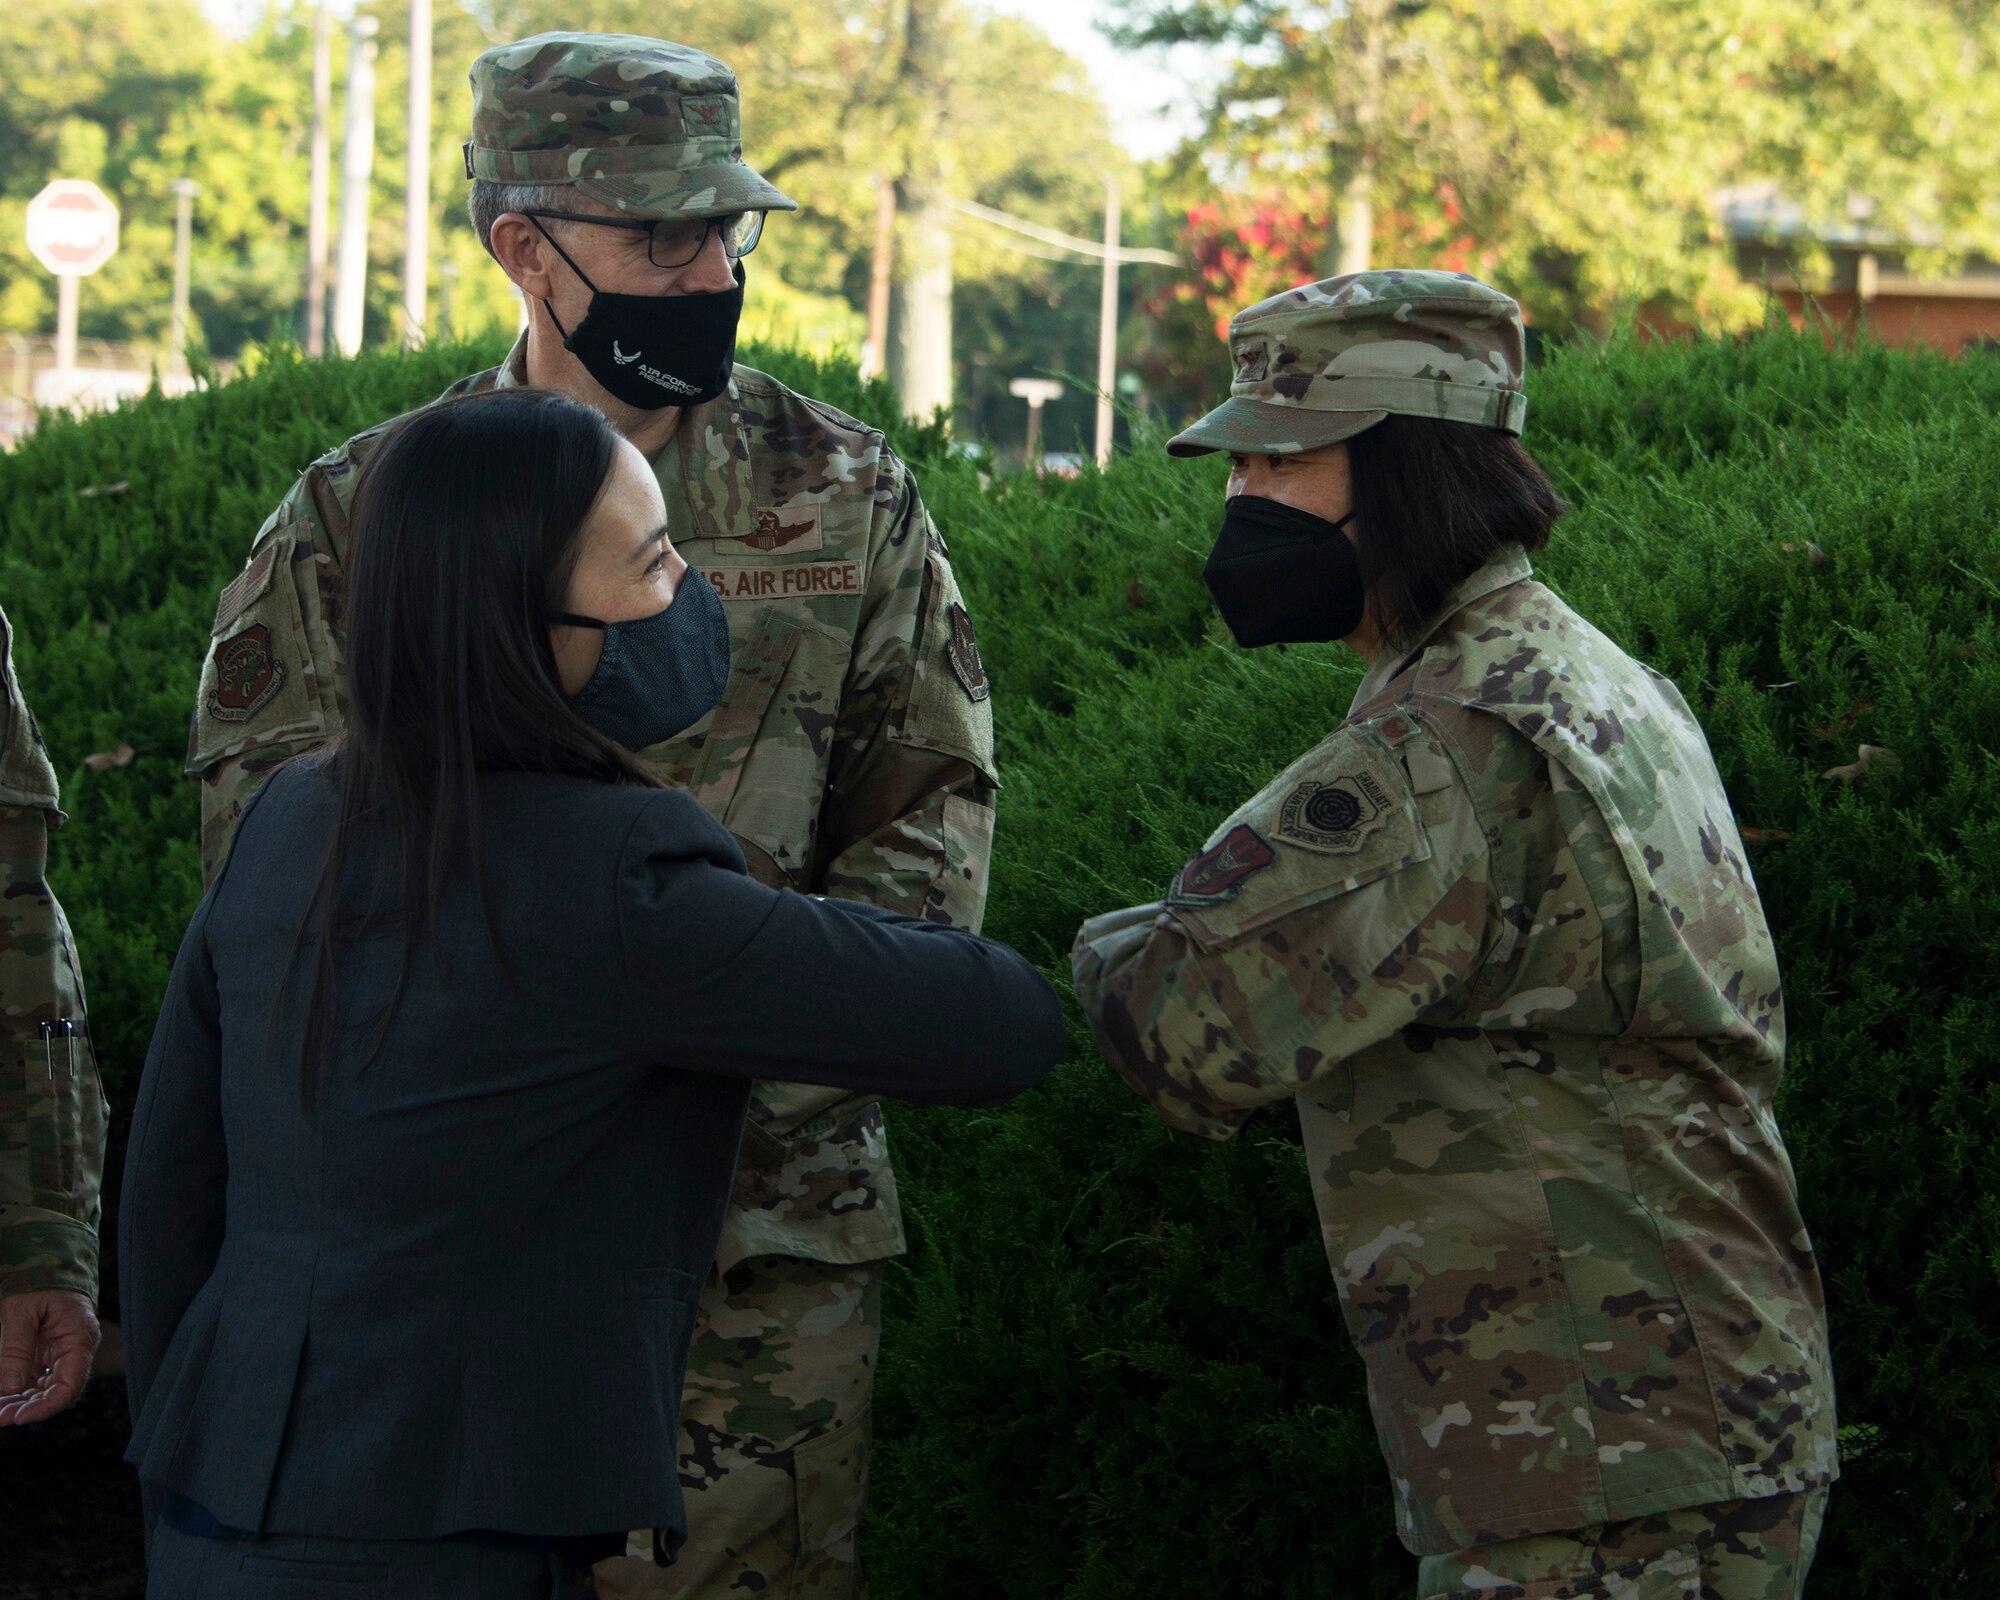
[
  {"xmin": 185, "ymin": 525, "xmax": 331, "ymax": 777},
  {"xmin": 1169, "ymin": 725, "xmax": 1432, "ymax": 953},
  {"xmin": 890, "ymin": 546, "xmax": 997, "ymax": 782}
]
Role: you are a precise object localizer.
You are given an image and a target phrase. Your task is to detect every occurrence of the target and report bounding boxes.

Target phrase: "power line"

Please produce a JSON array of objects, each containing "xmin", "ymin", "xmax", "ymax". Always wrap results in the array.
[{"xmin": 947, "ymin": 196, "xmax": 1181, "ymax": 267}]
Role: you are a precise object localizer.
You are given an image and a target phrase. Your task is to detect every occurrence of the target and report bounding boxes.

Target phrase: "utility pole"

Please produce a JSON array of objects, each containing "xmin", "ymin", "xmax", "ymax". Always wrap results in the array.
[
  {"xmin": 1095, "ymin": 175, "xmax": 1120, "ymax": 468},
  {"xmin": 305, "ymin": 0, "xmax": 332, "ymax": 356},
  {"xmin": 860, "ymin": 179, "xmax": 895, "ymax": 382},
  {"xmin": 170, "ymin": 178, "xmax": 200, "ymax": 370},
  {"xmin": 333, "ymin": 13, "xmax": 379, "ymax": 357},
  {"xmin": 402, "ymin": 0, "xmax": 432, "ymax": 347}
]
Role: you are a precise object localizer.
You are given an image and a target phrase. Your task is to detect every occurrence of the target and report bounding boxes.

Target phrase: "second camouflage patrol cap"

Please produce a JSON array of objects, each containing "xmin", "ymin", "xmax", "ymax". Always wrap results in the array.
[
  {"xmin": 1167, "ymin": 270, "xmax": 1528, "ymax": 458},
  {"xmin": 463, "ymin": 33, "xmax": 798, "ymax": 220}
]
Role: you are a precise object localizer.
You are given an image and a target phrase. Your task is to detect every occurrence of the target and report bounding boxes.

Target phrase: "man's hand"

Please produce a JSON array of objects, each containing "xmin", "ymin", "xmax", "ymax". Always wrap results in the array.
[{"xmin": 0, "ymin": 1289, "xmax": 101, "ymax": 1424}]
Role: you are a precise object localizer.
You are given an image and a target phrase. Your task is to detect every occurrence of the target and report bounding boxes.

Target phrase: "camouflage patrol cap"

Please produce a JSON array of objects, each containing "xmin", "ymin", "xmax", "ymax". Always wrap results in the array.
[
  {"xmin": 464, "ymin": 33, "xmax": 798, "ymax": 220},
  {"xmin": 1167, "ymin": 269, "xmax": 1527, "ymax": 458}
]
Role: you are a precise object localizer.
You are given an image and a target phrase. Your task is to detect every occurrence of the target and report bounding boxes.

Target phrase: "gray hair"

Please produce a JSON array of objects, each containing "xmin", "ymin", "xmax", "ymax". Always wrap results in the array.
[{"xmin": 467, "ymin": 179, "xmax": 581, "ymax": 255}]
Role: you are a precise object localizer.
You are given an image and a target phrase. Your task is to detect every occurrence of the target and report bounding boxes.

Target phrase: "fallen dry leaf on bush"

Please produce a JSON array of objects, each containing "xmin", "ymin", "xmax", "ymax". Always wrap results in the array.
[
  {"xmin": 1125, "ymin": 579, "xmax": 1147, "ymax": 610},
  {"xmin": 77, "ymin": 481, "xmax": 129, "ymax": 498},
  {"xmin": 1821, "ymin": 745, "xmax": 1901, "ymax": 784},
  {"xmin": 83, "ymin": 743, "xmax": 135, "ymax": 771},
  {"xmin": 1738, "ymin": 826, "xmax": 1793, "ymax": 845},
  {"xmin": 1811, "ymin": 698, "xmax": 1876, "ymax": 743}
]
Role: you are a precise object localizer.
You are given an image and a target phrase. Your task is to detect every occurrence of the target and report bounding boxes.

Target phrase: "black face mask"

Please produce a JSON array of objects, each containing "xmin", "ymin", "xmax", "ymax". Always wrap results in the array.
[
  {"xmin": 559, "ymin": 568, "xmax": 732, "ymax": 751},
  {"xmin": 533, "ymin": 218, "xmax": 743, "ymax": 410},
  {"xmin": 1202, "ymin": 495, "xmax": 1368, "ymax": 648}
]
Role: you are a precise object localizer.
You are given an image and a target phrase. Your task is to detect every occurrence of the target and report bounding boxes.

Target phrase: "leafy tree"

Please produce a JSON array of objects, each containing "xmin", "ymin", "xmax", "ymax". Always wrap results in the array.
[
  {"xmin": 1112, "ymin": 0, "xmax": 2000, "ymax": 332},
  {"xmin": 0, "ymin": 0, "xmax": 315, "ymax": 357},
  {"xmin": 0, "ymin": 0, "xmax": 1147, "ymax": 435}
]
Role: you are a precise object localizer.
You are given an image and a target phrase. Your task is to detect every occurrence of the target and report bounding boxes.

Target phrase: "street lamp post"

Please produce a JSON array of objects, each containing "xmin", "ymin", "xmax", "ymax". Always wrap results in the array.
[
  {"xmin": 170, "ymin": 177, "xmax": 200, "ymax": 370},
  {"xmin": 1009, "ymin": 376, "xmax": 1063, "ymax": 464}
]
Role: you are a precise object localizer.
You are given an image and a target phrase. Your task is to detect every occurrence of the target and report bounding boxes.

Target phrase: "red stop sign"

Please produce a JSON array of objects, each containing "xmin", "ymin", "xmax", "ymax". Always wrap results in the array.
[{"xmin": 25, "ymin": 180, "xmax": 120, "ymax": 277}]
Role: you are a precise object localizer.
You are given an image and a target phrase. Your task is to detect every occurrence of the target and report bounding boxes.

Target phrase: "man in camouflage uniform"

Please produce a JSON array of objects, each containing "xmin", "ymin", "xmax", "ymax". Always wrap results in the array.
[
  {"xmin": 186, "ymin": 36, "xmax": 996, "ymax": 1598},
  {"xmin": 0, "ymin": 604, "xmax": 108, "ymax": 1425},
  {"xmin": 1072, "ymin": 273, "xmax": 1837, "ymax": 1597}
]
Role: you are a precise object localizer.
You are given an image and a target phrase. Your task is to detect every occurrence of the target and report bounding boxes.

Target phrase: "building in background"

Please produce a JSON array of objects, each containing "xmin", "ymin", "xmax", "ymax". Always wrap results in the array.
[{"xmin": 1721, "ymin": 183, "xmax": 2000, "ymax": 353}]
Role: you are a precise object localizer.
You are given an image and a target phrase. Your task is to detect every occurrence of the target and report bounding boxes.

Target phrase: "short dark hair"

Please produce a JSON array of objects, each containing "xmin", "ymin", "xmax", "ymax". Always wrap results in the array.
[
  {"xmin": 288, "ymin": 388, "xmax": 661, "ymax": 1106},
  {"xmin": 1345, "ymin": 413, "xmax": 1568, "ymax": 650}
]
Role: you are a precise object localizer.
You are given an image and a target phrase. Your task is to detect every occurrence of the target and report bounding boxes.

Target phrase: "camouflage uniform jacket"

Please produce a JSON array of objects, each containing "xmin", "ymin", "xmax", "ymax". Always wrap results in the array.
[
  {"xmin": 188, "ymin": 340, "xmax": 997, "ymax": 1271},
  {"xmin": 0, "ymin": 605, "xmax": 108, "ymax": 1300},
  {"xmin": 1072, "ymin": 547, "xmax": 1837, "ymax": 1556}
]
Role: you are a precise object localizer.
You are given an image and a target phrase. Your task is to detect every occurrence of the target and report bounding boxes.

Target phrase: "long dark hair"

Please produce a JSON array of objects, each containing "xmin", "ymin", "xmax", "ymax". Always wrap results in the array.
[
  {"xmin": 1346, "ymin": 413, "xmax": 1569, "ymax": 650},
  {"xmin": 289, "ymin": 387, "xmax": 662, "ymax": 1107}
]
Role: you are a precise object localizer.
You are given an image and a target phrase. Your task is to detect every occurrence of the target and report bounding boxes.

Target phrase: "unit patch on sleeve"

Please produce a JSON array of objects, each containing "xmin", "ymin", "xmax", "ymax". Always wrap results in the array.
[
  {"xmin": 207, "ymin": 623, "xmax": 287, "ymax": 723},
  {"xmin": 1168, "ymin": 824, "xmax": 1276, "ymax": 906},
  {"xmin": 945, "ymin": 603, "xmax": 990, "ymax": 703},
  {"xmin": 1278, "ymin": 772, "xmax": 1396, "ymax": 854}
]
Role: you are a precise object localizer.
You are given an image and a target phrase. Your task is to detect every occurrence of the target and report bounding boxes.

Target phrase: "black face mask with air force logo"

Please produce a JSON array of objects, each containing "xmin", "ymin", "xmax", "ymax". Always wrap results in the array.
[{"xmin": 532, "ymin": 218, "xmax": 743, "ymax": 410}]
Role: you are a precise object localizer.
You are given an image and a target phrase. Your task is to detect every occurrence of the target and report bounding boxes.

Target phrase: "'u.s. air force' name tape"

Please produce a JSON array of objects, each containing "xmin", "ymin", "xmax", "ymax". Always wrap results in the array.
[{"xmin": 700, "ymin": 562, "xmax": 862, "ymax": 601}]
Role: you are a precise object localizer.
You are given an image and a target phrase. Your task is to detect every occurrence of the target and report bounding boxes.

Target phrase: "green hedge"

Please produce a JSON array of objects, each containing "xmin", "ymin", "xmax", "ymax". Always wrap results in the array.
[{"xmin": 1, "ymin": 326, "xmax": 1994, "ymax": 1595}]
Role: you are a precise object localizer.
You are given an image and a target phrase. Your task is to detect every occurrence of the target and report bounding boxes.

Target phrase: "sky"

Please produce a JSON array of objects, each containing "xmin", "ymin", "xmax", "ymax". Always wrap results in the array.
[
  {"xmin": 977, "ymin": 0, "xmax": 1221, "ymax": 161},
  {"xmin": 196, "ymin": 0, "xmax": 1224, "ymax": 162}
]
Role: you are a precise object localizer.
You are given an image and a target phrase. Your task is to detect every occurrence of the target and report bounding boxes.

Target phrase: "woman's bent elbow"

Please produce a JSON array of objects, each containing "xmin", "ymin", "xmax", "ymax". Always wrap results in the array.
[{"xmin": 976, "ymin": 972, "xmax": 1067, "ymax": 1101}]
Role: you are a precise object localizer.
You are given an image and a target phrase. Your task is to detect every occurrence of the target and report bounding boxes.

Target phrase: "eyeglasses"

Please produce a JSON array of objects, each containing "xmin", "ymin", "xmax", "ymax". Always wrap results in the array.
[{"xmin": 519, "ymin": 209, "xmax": 766, "ymax": 270}]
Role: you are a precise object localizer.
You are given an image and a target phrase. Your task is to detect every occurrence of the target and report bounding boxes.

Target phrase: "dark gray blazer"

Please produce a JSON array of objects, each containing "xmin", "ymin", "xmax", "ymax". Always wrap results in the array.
[{"xmin": 119, "ymin": 760, "xmax": 1063, "ymax": 1545}]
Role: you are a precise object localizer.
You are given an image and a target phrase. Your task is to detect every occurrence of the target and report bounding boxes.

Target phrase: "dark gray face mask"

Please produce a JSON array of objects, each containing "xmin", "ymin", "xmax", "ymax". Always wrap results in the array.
[{"xmin": 558, "ymin": 568, "xmax": 731, "ymax": 750}]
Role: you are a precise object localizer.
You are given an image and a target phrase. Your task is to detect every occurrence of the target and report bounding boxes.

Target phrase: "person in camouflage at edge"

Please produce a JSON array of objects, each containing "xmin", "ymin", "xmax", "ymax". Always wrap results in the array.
[
  {"xmin": 1072, "ymin": 272, "xmax": 1838, "ymax": 1599},
  {"xmin": 0, "ymin": 604, "xmax": 108, "ymax": 1426},
  {"xmin": 185, "ymin": 35, "xmax": 997, "ymax": 1599}
]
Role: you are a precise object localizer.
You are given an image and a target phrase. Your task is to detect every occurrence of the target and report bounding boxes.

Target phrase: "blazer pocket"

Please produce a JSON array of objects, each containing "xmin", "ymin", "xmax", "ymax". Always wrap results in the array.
[{"xmin": 624, "ymin": 1264, "xmax": 700, "ymax": 1302}]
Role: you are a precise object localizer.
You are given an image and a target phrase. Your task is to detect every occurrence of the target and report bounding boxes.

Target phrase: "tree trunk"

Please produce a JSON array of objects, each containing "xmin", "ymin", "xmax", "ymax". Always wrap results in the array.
[
  {"xmin": 861, "ymin": 178, "xmax": 895, "ymax": 382},
  {"xmin": 890, "ymin": 181, "xmax": 952, "ymax": 422},
  {"xmin": 1320, "ymin": 0, "xmax": 1390, "ymax": 279},
  {"xmin": 888, "ymin": 0, "xmax": 954, "ymax": 423},
  {"xmin": 1333, "ymin": 160, "xmax": 1374, "ymax": 277}
]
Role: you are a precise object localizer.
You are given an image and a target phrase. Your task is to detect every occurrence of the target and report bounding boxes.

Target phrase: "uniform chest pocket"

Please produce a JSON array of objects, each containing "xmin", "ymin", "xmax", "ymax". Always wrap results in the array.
[
  {"xmin": 185, "ymin": 527, "xmax": 331, "ymax": 776},
  {"xmin": 645, "ymin": 607, "xmax": 852, "ymax": 887}
]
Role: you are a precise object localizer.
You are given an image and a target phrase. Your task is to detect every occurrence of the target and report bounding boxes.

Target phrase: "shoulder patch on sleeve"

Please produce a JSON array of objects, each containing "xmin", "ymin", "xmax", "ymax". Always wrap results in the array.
[
  {"xmin": 1168, "ymin": 723, "xmax": 1434, "ymax": 950},
  {"xmin": 944, "ymin": 603, "xmax": 989, "ymax": 703},
  {"xmin": 1276, "ymin": 771, "xmax": 1398, "ymax": 854},
  {"xmin": 1167, "ymin": 824, "xmax": 1276, "ymax": 907}
]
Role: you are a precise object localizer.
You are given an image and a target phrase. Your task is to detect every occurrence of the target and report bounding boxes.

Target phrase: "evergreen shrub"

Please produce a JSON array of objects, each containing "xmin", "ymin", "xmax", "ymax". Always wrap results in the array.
[{"xmin": 0, "ymin": 326, "xmax": 1992, "ymax": 1595}]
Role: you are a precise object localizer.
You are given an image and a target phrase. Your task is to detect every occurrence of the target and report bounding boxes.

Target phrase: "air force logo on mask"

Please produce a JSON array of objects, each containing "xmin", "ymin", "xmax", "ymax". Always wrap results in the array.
[{"xmin": 608, "ymin": 342, "xmax": 699, "ymax": 396}]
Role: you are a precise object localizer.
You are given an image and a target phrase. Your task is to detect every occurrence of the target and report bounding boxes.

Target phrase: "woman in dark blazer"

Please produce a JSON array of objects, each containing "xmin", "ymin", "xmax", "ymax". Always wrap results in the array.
[{"xmin": 120, "ymin": 388, "xmax": 1066, "ymax": 1598}]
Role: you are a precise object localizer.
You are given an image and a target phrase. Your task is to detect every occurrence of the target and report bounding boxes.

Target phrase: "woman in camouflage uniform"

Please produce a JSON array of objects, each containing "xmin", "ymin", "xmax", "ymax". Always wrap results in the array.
[{"xmin": 1072, "ymin": 271, "xmax": 1837, "ymax": 1599}]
